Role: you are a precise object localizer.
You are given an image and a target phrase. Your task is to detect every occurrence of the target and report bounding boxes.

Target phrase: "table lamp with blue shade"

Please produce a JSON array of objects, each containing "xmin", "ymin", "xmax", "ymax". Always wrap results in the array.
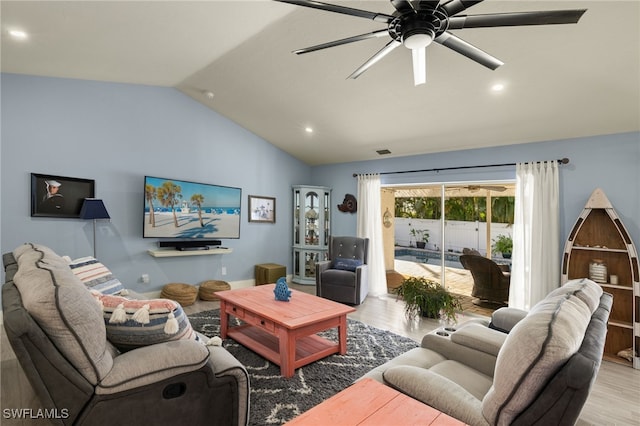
[{"xmin": 80, "ymin": 198, "xmax": 110, "ymax": 258}]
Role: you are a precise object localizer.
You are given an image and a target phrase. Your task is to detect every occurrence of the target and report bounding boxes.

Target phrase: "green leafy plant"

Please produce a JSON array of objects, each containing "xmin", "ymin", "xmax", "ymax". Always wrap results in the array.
[
  {"xmin": 393, "ymin": 276, "xmax": 462, "ymax": 323},
  {"xmin": 410, "ymin": 228, "xmax": 429, "ymax": 248},
  {"xmin": 492, "ymin": 234, "xmax": 513, "ymax": 256}
]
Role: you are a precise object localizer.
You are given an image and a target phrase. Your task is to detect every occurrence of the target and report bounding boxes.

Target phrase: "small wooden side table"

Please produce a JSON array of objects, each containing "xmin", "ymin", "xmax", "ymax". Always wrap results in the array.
[
  {"xmin": 255, "ymin": 263, "xmax": 286, "ymax": 285},
  {"xmin": 284, "ymin": 378, "xmax": 466, "ymax": 426}
]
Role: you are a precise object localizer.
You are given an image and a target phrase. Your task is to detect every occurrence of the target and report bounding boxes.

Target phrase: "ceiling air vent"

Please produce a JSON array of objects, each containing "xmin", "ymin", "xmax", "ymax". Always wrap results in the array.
[{"xmin": 376, "ymin": 149, "xmax": 392, "ymax": 155}]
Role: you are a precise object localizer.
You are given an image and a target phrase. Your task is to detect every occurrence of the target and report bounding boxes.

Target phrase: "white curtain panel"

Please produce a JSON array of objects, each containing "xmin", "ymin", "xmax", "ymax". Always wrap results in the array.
[
  {"xmin": 510, "ymin": 161, "xmax": 560, "ymax": 310},
  {"xmin": 357, "ymin": 173, "xmax": 388, "ymax": 297}
]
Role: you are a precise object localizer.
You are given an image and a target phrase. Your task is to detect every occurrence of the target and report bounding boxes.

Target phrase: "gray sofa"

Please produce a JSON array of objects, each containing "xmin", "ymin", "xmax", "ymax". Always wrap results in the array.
[
  {"xmin": 361, "ymin": 278, "xmax": 611, "ymax": 425},
  {"xmin": 2, "ymin": 243, "xmax": 249, "ymax": 426}
]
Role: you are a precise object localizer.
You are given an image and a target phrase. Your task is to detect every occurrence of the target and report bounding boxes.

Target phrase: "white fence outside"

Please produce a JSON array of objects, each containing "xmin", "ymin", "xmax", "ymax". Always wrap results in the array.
[{"xmin": 395, "ymin": 217, "xmax": 513, "ymax": 256}]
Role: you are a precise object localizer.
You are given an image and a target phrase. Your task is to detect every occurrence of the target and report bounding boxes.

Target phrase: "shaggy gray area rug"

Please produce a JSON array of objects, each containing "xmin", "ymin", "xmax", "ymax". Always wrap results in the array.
[{"xmin": 188, "ymin": 309, "xmax": 419, "ymax": 425}]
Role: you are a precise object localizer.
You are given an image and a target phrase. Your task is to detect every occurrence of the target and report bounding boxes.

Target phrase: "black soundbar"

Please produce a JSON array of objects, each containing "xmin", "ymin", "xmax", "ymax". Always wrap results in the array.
[{"xmin": 159, "ymin": 240, "xmax": 222, "ymax": 250}]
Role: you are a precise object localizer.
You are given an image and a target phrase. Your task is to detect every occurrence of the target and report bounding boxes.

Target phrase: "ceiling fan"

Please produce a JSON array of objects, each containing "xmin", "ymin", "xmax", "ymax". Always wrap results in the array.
[
  {"xmin": 466, "ymin": 185, "xmax": 508, "ymax": 192},
  {"xmin": 275, "ymin": 0, "xmax": 587, "ymax": 85}
]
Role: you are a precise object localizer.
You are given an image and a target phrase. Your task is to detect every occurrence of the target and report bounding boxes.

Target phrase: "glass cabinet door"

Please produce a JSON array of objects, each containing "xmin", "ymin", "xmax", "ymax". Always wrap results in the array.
[
  {"xmin": 305, "ymin": 191, "xmax": 319, "ymax": 246},
  {"xmin": 292, "ymin": 185, "xmax": 331, "ymax": 285},
  {"xmin": 294, "ymin": 189, "xmax": 301, "ymax": 245}
]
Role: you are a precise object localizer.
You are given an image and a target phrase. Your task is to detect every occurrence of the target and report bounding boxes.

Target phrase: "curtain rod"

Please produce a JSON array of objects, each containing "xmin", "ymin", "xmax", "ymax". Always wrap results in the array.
[{"xmin": 352, "ymin": 157, "xmax": 569, "ymax": 177}]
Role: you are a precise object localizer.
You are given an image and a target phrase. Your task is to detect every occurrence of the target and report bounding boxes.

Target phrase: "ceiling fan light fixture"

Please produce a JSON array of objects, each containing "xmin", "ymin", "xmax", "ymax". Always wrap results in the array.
[
  {"xmin": 403, "ymin": 31, "xmax": 434, "ymax": 50},
  {"xmin": 412, "ymin": 47, "xmax": 426, "ymax": 86}
]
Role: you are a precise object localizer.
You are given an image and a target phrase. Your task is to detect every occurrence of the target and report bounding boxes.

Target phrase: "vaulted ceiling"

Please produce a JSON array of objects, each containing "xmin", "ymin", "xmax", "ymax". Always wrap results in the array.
[{"xmin": 2, "ymin": 1, "xmax": 639, "ymax": 165}]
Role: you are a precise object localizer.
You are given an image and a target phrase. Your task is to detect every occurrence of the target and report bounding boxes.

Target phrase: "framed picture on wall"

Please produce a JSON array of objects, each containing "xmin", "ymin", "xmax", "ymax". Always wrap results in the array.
[
  {"xmin": 248, "ymin": 195, "xmax": 276, "ymax": 223},
  {"xmin": 31, "ymin": 173, "xmax": 95, "ymax": 218}
]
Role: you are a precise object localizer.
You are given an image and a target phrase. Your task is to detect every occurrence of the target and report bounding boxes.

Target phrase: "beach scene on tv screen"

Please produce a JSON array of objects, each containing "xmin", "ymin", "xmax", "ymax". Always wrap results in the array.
[{"xmin": 144, "ymin": 177, "xmax": 241, "ymax": 239}]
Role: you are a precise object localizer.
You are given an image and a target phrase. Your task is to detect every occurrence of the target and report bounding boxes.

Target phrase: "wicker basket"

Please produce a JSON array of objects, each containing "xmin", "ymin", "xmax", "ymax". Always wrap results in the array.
[
  {"xmin": 160, "ymin": 283, "xmax": 198, "ymax": 306},
  {"xmin": 198, "ymin": 280, "xmax": 231, "ymax": 301}
]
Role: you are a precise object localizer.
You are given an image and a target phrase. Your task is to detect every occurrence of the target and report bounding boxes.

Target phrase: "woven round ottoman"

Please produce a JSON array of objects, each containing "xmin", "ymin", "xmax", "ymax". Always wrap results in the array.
[
  {"xmin": 199, "ymin": 280, "xmax": 231, "ymax": 301},
  {"xmin": 161, "ymin": 283, "xmax": 198, "ymax": 306}
]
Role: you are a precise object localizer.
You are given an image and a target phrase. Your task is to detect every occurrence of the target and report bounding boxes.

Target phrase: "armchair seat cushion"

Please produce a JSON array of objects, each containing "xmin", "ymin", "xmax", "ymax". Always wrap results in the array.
[
  {"xmin": 383, "ymin": 365, "xmax": 489, "ymax": 426},
  {"xmin": 321, "ymin": 269, "xmax": 357, "ymax": 286},
  {"xmin": 96, "ymin": 339, "xmax": 210, "ymax": 394}
]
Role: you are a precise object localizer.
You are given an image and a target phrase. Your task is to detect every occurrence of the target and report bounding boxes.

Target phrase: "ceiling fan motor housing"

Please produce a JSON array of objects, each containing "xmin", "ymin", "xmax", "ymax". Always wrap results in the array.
[{"xmin": 389, "ymin": 10, "xmax": 449, "ymax": 49}]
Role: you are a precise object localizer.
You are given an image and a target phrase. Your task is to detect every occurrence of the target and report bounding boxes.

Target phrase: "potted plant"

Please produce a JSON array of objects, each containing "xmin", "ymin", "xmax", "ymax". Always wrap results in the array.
[
  {"xmin": 492, "ymin": 234, "xmax": 513, "ymax": 258},
  {"xmin": 410, "ymin": 228, "xmax": 429, "ymax": 249},
  {"xmin": 393, "ymin": 276, "xmax": 462, "ymax": 323}
]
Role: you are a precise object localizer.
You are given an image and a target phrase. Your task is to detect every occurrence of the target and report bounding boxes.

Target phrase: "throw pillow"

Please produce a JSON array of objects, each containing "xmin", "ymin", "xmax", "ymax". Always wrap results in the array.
[
  {"xmin": 92, "ymin": 293, "xmax": 204, "ymax": 352},
  {"xmin": 68, "ymin": 256, "xmax": 126, "ymax": 295},
  {"xmin": 333, "ymin": 257, "xmax": 363, "ymax": 272}
]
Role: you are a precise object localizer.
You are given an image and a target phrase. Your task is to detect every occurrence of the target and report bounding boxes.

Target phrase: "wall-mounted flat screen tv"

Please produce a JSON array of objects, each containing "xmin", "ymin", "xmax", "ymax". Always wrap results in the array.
[{"xmin": 143, "ymin": 176, "xmax": 241, "ymax": 239}]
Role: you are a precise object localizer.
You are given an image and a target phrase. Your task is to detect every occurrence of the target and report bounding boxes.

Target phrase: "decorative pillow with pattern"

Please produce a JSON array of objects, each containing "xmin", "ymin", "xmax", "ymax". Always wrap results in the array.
[
  {"xmin": 68, "ymin": 256, "xmax": 125, "ymax": 295},
  {"xmin": 333, "ymin": 257, "xmax": 363, "ymax": 272},
  {"xmin": 92, "ymin": 293, "xmax": 203, "ymax": 352}
]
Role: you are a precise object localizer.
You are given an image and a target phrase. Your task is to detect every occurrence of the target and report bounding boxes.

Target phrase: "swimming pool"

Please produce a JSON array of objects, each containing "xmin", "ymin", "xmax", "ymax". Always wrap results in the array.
[{"xmin": 395, "ymin": 248, "xmax": 464, "ymax": 269}]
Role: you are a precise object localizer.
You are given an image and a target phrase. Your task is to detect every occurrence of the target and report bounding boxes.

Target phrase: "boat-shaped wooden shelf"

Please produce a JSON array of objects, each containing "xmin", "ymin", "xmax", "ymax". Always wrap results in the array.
[{"xmin": 562, "ymin": 188, "xmax": 639, "ymax": 369}]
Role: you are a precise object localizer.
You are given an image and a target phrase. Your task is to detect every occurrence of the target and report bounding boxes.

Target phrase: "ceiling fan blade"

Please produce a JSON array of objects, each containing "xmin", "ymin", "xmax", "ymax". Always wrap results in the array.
[
  {"xmin": 468, "ymin": 185, "xmax": 506, "ymax": 192},
  {"xmin": 447, "ymin": 9, "xmax": 587, "ymax": 30},
  {"xmin": 348, "ymin": 40, "xmax": 402, "ymax": 79},
  {"xmin": 293, "ymin": 30, "xmax": 389, "ymax": 55},
  {"xmin": 435, "ymin": 32, "xmax": 503, "ymax": 70},
  {"xmin": 416, "ymin": 1, "xmax": 441, "ymax": 11},
  {"xmin": 391, "ymin": 0, "xmax": 416, "ymax": 15},
  {"xmin": 440, "ymin": 0, "xmax": 484, "ymax": 17},
  {"xmin": 274, "ymin": 0, "xmax": 394, "ymax": 23}
]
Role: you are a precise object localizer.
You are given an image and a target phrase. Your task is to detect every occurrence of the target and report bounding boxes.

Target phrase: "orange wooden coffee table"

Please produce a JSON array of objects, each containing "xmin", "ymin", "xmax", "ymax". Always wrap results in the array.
[
  {"xmin": 216, "ymin": 284, "xmax": 356, "ymax": 378},
  {"xmin": 285, "ymin": 378, "xmax": 467, "ymax": 425}
]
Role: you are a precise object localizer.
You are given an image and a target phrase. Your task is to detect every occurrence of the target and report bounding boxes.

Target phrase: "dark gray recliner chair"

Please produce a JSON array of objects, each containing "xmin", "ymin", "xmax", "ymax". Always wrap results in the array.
[
  {"xmin": 2, "ymin": 244, "xmax": 249, "ymax": 426},
  {"xmin": 315, "ymin": 236, "xmax": 369, "ymax": 305}
]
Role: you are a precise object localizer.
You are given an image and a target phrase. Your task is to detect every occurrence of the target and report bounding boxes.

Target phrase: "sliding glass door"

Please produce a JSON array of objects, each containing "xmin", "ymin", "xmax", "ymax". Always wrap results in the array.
[{"xmin": 391, "ymin": 181, "xmax": 515, "ymax": 288}]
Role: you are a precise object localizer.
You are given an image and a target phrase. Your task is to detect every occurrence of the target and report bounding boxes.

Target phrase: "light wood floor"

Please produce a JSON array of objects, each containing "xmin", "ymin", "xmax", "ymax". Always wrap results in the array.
[{"xmin": 2, "ymin": 284, "xmax": 639, "ymax": 425}]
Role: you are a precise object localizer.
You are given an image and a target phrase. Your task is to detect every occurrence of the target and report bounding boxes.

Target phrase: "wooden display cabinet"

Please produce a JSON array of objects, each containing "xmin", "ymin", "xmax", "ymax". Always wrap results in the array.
[{"xmin": 562, "ymin": 189, "xmax": 639, "ymax": 369}]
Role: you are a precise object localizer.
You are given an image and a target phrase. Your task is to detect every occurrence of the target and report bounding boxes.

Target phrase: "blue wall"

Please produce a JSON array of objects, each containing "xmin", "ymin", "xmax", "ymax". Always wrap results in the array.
[
  {"xmin": 313, "ymin": 132, "xmax": 640, "ymax": 255},
  {"xmin": 2, "ymin": 73, "xmax": 639, "ymax": 305},
  {"xmin": 1, "ymin": 74, "xmax": 310, "ymax": 296}
]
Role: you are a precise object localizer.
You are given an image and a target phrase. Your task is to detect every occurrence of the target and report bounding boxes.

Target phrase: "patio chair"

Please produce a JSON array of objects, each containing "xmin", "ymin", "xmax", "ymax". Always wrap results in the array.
[{"xmin": 460, "ymin": 254, "xmax": 510, "ymax": 306}]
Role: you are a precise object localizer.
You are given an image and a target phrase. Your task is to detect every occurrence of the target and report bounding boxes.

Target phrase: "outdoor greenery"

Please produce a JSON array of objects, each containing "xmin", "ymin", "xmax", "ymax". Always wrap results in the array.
[
  {"xmin": 393, "ymin": 276, "xmax": 462, "ymax": 323},
  {"xmin": 409, "ymin": 227, "xmax": 429, "ymax": 246},
  {"xmin": 492, "ymin": 234, "xmax": 513, "ymax": 255},
  {"xmin": 395, "ymin": 196, "xmax": 515, "ymax": 224}
]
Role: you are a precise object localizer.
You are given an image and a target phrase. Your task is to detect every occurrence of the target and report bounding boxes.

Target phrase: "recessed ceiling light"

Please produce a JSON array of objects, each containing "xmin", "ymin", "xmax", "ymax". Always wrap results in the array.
[
  {"xmin": 304, "ymin": 127, "xmax": 313, "ymax": 133},
  {"xmin": 202, "ymin": 90, "xmax": 214, "ymax": 99},
  {"xmin": 491, "ymin": 83, "xmax": 505, "ymax": 92},
  {"xmin": 8, "ymin": 29, "xmax": 28, "ymax": 40}
]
